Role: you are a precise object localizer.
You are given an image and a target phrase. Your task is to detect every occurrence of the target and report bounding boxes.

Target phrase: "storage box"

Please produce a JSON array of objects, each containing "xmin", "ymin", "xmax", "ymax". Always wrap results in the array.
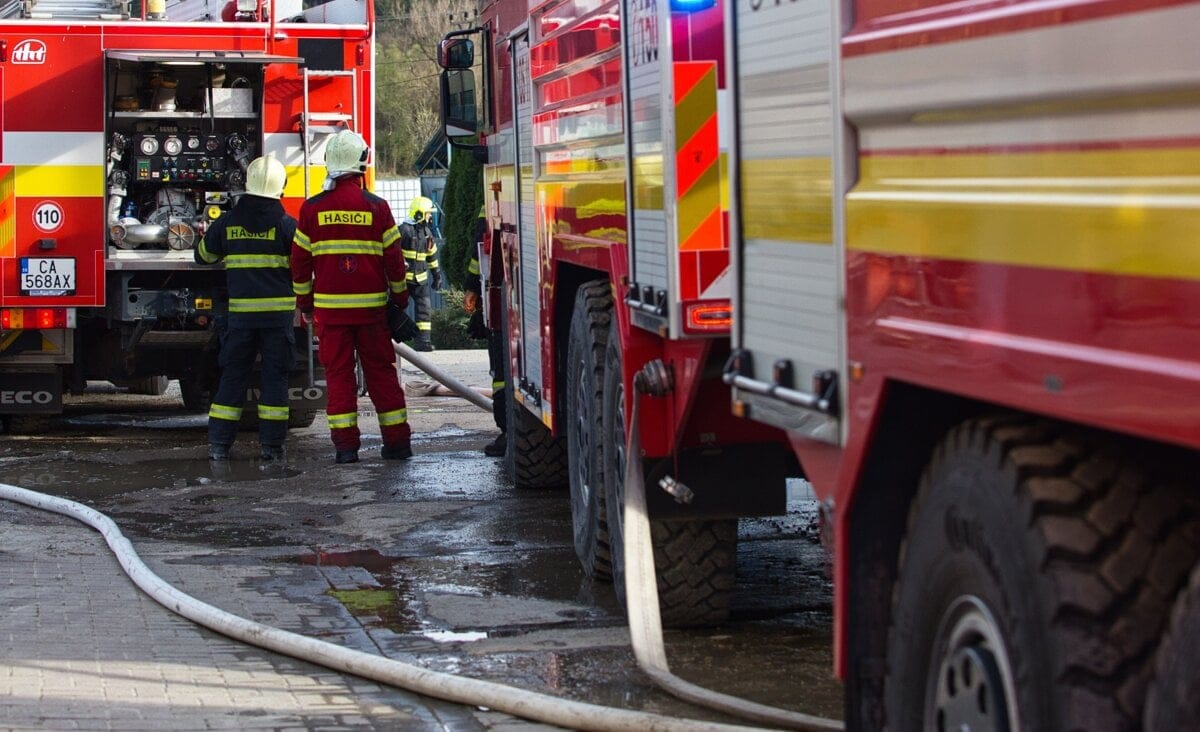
[{"xmin": 208, "ymin": 88, "xmax": 253, "ymax": 115}]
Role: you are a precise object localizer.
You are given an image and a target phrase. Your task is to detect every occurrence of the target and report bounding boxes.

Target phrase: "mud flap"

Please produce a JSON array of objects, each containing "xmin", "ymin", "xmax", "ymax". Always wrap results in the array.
[{"xmin": 0, "ymin": 371, "xmax": 62, "ymax": 414}]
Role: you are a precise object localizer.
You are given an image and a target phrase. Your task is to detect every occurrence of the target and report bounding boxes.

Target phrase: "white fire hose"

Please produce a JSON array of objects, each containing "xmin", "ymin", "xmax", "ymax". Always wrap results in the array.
[
  {"xmin": 393, "ymin": 341, "xmax": 493, "ymax": 412},
  {"xmin": 0, "ymin": 480, "xmax": 764, "ymax": 731}
]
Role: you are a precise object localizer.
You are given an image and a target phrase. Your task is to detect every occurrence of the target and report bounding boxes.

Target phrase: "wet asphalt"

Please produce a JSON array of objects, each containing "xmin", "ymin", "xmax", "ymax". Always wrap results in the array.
[{"xmin": 0, "ymin": 350, "xmax": 844, "ymax": 729}]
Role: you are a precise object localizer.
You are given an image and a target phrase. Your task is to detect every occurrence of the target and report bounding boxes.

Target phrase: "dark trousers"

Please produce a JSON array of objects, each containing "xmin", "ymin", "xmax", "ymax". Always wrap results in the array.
[
  {"xmin": 487, "ymin": 326, "xmax": 507, "ymax": 432},
  {"xmin": 408, "ymin": 281, "xmax": 433, "ymax": 344},
  {"xmin": 317, "ymin": 318, "xmax": 411, "ymax": 451},
  {"xmin": 208, "ymin": 325, "xmax": 293, "ymax": 448}
]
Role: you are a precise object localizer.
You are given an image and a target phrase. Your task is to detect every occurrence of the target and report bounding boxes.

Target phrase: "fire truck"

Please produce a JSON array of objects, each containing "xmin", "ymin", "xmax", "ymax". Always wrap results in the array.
[
  {"xmin": 443, "ymin": 0, "xmax": 1200, "ymax": 727},
  {"xmin": 438, "ymin": 0, "xmax": 796, "ymax": 629},
  {"xmin": 0, "ymin": 0, "xmax": 376, "ymax": 432}
]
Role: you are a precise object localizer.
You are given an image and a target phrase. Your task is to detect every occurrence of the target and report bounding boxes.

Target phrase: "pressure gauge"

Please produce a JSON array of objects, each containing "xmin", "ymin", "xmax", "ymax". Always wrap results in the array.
[
  {"xmin": 139, "ymin": 136, "xmax": 159, "ymax": 155},
  {"xmin": 186, "ymin": 136, "xmax": 201, "ymax": 151},
  {"xmin": 163, "ymin": 136, "xmax": 183, "ymax": 156}
]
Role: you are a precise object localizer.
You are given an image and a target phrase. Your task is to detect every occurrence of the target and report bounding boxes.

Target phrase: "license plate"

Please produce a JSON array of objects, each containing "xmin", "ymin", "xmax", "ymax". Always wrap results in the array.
[{"xmin": 20, "ymin": 257, "xmax": 75, "ymax": 296}]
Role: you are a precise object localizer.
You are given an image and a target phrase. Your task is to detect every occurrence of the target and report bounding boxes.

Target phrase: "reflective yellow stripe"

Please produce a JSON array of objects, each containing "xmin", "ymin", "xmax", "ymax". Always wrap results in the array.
[
  {"xmin": 401, "ymin": 248, "xmax": 420, "ymax": 259},
  {"xmin": 311, "ymin": 240, "xmax": 384, "ymax": 256},
  {"xmin": 406, "ymin": 271, "xmax": 430, "ymax": 283},
  {"xmin": 492, "ymin": 380, "xmax": 505, "ymax": 390},
  {"xmin": 468, "ymin": 259, "xmax": 480, "ymax": 275},
  {"xmin": 314, "ymin": 291, "xmax": 387, "ymax": 309},
  {"xmin": 428, "ymin": 243, "xmax": 439, "ymax": 256},
  {"xmin": 17, "ymin": 165, "xmax": 103, "ymax": 197},
  {"xmin": 293, "ymin": 280, "xmax": 313, "ymax": 295},
  {"xmin": 389, "ymin": 280, "xmax": 407, "ymax": 294},
  {"xmin": 382, "ymin": 226, "xmax": 401, "ymax": 247},
  {"xmin": 229, "ymin": 296, "xmax": 296, "ymax": 313},
  {"xmin": 328, "ymin": 412, "xmax": 357, "ymax": 429},
  {"xmin": 293, "ymin": 230, "xmax": 311, "ymax": 251},
  {"xmin": 378, "ymin": 408, "xmax": 407, "ymax": 426},
  {"xmin": 417, "ymin": 321, "xmax": 432, "ymax": 331},
  {"xmin": 209, "ymin": 403, "xmax": 242, "ymax": 421},
  {"xmin": 197, "ymin": 240, "xmax": 221, "ymax": 264},
  {"xmin": 225, "ymin": 254, "xmax": 290, "ymax": 269},
  {"xmin": 257, "ymin": 404, "xmax": 290, "ymax": 421}
]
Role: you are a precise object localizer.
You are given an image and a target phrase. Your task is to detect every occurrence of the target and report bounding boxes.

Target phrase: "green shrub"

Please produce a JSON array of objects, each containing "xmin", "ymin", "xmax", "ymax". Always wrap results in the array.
[
  {"xmin": 431, "ymin": 288, "xmax": 486, "ymax": 350},
  {"xmin": 440, "ymin": 145, "xmax": 484, "ymax": 290}
]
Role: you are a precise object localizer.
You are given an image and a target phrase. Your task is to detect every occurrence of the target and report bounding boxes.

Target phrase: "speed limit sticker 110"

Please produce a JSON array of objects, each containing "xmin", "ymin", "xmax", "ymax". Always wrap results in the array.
[{"xmin": 33, "ymin": 201, "xmax": 63, "ymax": 232}]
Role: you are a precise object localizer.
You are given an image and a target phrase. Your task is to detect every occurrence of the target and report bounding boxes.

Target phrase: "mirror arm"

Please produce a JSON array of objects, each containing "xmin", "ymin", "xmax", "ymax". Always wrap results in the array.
[{"xmin": 448, "ymin": 139, "xmax": 489, "ymax": 164}]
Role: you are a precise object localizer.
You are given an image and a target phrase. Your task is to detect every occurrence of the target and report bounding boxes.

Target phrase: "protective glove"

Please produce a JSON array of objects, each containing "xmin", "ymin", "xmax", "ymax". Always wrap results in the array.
[
  {"xmin": 300, "ymin": 307, "xmax": 314, "ymax": 327},
  {"xmin": 431, "ymin": 270, "xmax": 443, "ymax": 290},
  {"xmin": 463, "ymin": 290, "xmax": 479, "ymax": 314},
  {"xmin": 467, "ymin": 311, "xmax": 489, "ymax": 340},
  {"xmin": 387, "ymin": 301, "xmax": 420, "ymax": 343}
]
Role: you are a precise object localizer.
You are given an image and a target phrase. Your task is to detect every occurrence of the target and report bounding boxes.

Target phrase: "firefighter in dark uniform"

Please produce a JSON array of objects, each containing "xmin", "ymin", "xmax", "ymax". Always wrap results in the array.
[
  {"xmin": 291, "ymin": 129, "xmax": 412, "ymax": 464},
  {"xmin": 465, "ymin": 205, "xmax": 507, "ymax": 457},
  {"xmin": 399, "ymin": 195, "xmax": 442, "ymax": 351},
  {"xmin": 195, "ymin": 155, "xmax": 296, "ymax": 461}
]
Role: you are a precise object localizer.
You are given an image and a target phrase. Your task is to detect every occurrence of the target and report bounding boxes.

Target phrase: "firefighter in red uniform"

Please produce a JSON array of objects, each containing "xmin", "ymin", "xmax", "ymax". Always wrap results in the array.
[
  {"xmin": 291, "ymin": 130, "xmax": 412, "ymax": 464},
  {"xmin": 195, "ymin": 155, "xmax": 296, "ymax": 462}
]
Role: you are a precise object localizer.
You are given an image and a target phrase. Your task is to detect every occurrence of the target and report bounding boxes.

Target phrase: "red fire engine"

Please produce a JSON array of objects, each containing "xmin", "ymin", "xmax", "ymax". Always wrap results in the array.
[
  {"xmin": 439, "ymin": 0, "xmax": 795, "ymax": 630},
  {"xmin": 444, "ymin": 0, "xmax": 1200, "ymax": 727},
  {"xmin": 0, "ymin": 0, "xmax": 377, "ymax": 430}
]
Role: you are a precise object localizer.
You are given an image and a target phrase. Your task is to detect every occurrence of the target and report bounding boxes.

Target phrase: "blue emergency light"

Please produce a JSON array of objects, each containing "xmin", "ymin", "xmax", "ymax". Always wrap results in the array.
[{"xmin": 670, "ymin": 0, "xmax": 715, "ymax": 11}]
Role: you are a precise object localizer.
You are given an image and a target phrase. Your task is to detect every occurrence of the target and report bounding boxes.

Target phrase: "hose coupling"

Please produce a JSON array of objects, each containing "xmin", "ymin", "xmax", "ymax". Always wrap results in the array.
[{"xmin": 658, "ymin": 475, "xmax": 693, "ymax": 504}]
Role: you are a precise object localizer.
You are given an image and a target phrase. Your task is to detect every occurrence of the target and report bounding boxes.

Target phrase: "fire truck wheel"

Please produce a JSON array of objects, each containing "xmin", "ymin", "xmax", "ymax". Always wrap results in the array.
[
  {"xmin": 566, "ymin": 280, "xmax": 613, "ymax": 580},
  {"xmin": 600, "ymin": 318, "xmax": 736, "ymax": 627},
  {"xmin": 885, "ymin": 415, "xmax": 1200, "ymax": 731},
  {"xmin": 121, "ymin": 376, "xmax": 170, "ymax": 396},
  {"xmin": 2, "ymin": 414, "xmax": 54, "ymax": 435},
  {"xmin": 180, "ymin": 376, "xmax": 212, "ymax": 414},
  {"xmin": 505, "ymin": 373, "xmax": 568, "ymax": 490},
  {"xmin": 1144, "ymin": 562, "xmax": 1200, "ymax": 728},
  {"xmin": 288, "ymin": 410, "xmax": 317, "ymax": 429}
]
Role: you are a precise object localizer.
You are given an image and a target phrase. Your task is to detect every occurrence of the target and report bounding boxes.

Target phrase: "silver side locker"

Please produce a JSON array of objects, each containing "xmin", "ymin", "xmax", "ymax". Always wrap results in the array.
[
  {"xmin": 724, "ymin": 0, "xmax": 847, "ymax": 444},
  {"xmin": 509, "ymin": 30, "xmax": 546, "ymax": 415}
]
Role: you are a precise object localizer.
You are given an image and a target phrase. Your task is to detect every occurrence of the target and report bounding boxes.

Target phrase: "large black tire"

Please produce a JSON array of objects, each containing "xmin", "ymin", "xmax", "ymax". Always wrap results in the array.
[
  {"xmin": 180, "ymin": 376, "xmax": 211, "ymax": 414},
  {"xmin": 3, "ymin": 414, "xmax": 54, "ymax": 435},
  {"xmin": 566, "ymin": 280, "xmax": 613, "ymax": 580},
  {"xmin": 505, "ymin": 388, "xmax": 569, "ymax": 488},
  {"xmin": 600, "ymin": 317, "xmax": 736, "ymax": 627},
  {"xmin": 885, "ymin": 416, "xmax": 1200, "ymax": 731},
  {"xmin": 123, "ymin": 375, "xmax": 169, "ymax": 396},
  {"xmin": 1144, "ymin": 562, "xmax": 1200, "ymax": 728}
]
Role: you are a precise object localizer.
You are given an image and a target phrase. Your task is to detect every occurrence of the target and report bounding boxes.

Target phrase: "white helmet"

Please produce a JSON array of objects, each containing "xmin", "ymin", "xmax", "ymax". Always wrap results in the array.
[
  {"xmin": 324, "ymin": 130, "xmax": 369, "ymax": 177},
  {"xmin": 244, "ymin": 155, "xmax": 286, "ymax": 199}
]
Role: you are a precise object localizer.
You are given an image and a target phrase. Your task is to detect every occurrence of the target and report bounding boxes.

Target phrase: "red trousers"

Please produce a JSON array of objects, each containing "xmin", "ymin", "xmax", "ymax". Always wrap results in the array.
[{"xmin": 317, "ymin": 319, "xmax": 410, "ymax": 451}]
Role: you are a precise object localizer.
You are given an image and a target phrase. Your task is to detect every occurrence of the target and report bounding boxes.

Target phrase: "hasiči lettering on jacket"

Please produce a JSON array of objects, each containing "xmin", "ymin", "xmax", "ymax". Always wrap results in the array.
[
  {"xmin": 227, "ymin": 226, "xmax": 276, "ymax": 240},
  {"xmin": 318, "ymin": 210, "xmax": 373, "ymax": 226}
]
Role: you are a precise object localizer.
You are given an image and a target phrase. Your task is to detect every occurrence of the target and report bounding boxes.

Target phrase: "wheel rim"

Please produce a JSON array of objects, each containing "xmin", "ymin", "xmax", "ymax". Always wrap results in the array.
[
  {"xmin": 572, "ymin": 359, "xmax": 593, "ymax": 510},
  {"xmin": 928, "ymin": 596, "xmax": 1018, "ymax": 732}
]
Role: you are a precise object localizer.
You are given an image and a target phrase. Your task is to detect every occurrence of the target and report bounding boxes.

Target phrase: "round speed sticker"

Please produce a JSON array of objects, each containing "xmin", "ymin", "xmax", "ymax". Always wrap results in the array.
[{"xmin": 33, "ymin": 201, "xmax": 64, "ymax": 233}]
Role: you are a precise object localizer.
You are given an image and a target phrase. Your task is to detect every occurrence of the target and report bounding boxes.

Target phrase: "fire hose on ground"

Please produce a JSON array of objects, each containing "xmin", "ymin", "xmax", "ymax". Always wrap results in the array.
[{"xmin": 0, "ymin": 351, "xmax": 843, "ymax": 730}]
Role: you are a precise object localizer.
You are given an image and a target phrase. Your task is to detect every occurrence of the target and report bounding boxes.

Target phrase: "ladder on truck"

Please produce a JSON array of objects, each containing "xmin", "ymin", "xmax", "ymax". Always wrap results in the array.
[
  {"xmin": 298, "ymin": 68, "xmax": 359, "ymax": 389},
  {"xmin": 299, "ymin": 68, "xmax": 358, "ymax": 198}
]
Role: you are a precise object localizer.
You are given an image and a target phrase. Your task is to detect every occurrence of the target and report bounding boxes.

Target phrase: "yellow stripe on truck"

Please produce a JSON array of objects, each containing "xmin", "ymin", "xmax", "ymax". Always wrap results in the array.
[
  {"xmin": 16, "ymin": 165, "xmax": 103, "ymax": 197},
  {"xmin": 741, "ymin": 157, "xmax": 833, "ymax": 244},
  {"xmin": 848, "ymin": 146, "xmax": 1200, "ymax": 279}
]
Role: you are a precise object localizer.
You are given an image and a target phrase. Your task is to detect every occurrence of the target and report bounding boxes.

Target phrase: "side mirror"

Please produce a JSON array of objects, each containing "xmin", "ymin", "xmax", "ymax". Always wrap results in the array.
[
  {"xmin": 438, "ymin": 38, "xmax": 475, "ymax": 70},
  {"xmin": 440, "ymin": 69, "xmax": 478, "ymax": 137}
]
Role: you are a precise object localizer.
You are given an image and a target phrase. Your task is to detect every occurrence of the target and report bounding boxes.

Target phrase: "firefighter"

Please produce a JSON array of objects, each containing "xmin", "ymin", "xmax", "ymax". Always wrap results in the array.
[
  {"xmin": 398, "ymin": 195, "xmax": 442, "ymax": 351},
  {"xmin": 195, "ymin": 154, "xmax": 296, "ymax": 462},
  {"xmin": 464, "ymin": 205, "xmax": 507, "ymax": 457},
  {"xmin": 290, "ymin": 129, "xmax": 412, "ymax": 464}
]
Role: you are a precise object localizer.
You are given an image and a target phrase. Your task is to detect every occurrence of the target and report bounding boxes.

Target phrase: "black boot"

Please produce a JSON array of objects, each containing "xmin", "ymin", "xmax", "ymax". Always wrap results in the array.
[
  {"xmin": 381, "ymin": 443, "xmax": 413, "ymax": 460},
  {"xmin": 208, "ymin": 444, "xmax": 231, "ymax": 461},
  {"xmin": 483, "ymin": 432, "xmax": 506, "ymax": 457},
  {"xmin": 413, "ymin": 338, "xmax": 435, "ymax": 352},
  {"xmin": 335, "ymin": 449, "xmax": 359, "ymax": 464},
  {"xmin": 260, "ymin": 444, "xmax": 285, "ymax": 461}
]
